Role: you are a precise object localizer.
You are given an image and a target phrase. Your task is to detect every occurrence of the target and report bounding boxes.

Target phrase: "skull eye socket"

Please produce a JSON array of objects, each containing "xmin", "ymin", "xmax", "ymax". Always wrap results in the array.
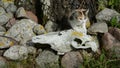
[{"xmin": 74, "ymin": 38, "xmax": 82, "ymax": 44}]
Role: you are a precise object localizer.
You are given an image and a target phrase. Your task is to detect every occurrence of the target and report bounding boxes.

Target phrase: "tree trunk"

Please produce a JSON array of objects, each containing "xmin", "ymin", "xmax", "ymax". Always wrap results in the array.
[
  {"xmin": 15, "ymin": 0, "xmax": 98, "ymax": 29},
  {"xmin": 40, "ymin": 0, "xmax": 97, "ymax": 29}
]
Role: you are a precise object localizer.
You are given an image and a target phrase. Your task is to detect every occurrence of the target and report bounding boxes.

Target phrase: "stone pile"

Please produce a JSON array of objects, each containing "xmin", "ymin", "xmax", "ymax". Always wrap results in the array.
[{"xmin": 0, "ymin": 0, "xmax": 119, "ymax": 68}]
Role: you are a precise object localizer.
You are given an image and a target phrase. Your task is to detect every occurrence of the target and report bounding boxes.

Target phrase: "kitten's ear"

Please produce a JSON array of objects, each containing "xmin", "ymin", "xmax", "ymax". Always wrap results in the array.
[{"xmin": 82, "ymin": 9, "xmax": 89, "ymax": 15}]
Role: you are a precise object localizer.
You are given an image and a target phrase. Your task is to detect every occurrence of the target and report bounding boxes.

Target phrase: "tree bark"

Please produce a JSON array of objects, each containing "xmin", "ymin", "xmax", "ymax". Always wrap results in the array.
[
  {"xmin": 15, "ymin": 0, "xmax": 98, "ymax": 29},
  {"xmin": 40, "ymin": 0, "xmax": 97, "ymax": 29}
]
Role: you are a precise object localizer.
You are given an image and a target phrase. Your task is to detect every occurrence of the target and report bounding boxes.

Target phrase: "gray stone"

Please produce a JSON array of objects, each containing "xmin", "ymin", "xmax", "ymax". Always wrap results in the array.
[
  {"xmin": 0, "ymin": 0, "xmax": 14, "ymax": 9},
  {"xmin": 88, "ymin": 22, "xmax": 108, "ymax": 34},
  {"xmin": 5, "ymin": 12, "xmax": 14, "ymax": 20},
  {"xmin": 0, "ymin": 32, "xmax": 5, "ymax": 35},
  {"xmin": 0, "ymin": 56, "xmax": 7, "ymax": 68},
  {"xmin": 61, "ymin": 51, "xmax": 83, "ymax": 68},
  {"xmin": 3, "ymin": 45, "xmax": 29, "ymax": 60},
  {"xmin": 27, "ymin": 46, "xmax": 36, "ymax": 54},
  {"xmin": 16, "ymin": 7, "xmax": 27, "ymax": 18},
  {"xmin": 0, "ymin": 25, "xmax": 6, "ymax": 32},
  {"xmin": 0, "ymin": 12, "xmax": 13, "ymax": 26},
  {"xmin": 0, "ymin": 35, "xmax": 18, "ymax": 49},
  {"xmin": 96, "ymin": 8, "xmax": 120, "ymax": 22},
  {"xmin": 0, "ymin": 13, "xmax": 10, "ymax": 25},
  {"xmin": 33, "ymin": 24, "xmax": 46, "ymax": 35},
  {"xmin": 45, "ymin": 20, "xmax": 57, "ymax": 32},
  {"xmin": 35, "ymin": 49, "xmax": 59, "ymax": 68},
  {"xmin": 0, "ymin": 7, "xmax": 6, "ymax": 16},
  {"xmin": 6, "ymin": 4, "xmax": 17, "ymax": 13},
  {"xmin": 5, "ymin": 19, "xmax": 36, "ymax": 44}
]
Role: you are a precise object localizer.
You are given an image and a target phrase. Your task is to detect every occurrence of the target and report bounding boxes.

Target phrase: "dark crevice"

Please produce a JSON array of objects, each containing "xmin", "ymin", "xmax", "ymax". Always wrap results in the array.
[{"xmin": 35, "ymin": 0, "xmax": 43, "ymax": 24}]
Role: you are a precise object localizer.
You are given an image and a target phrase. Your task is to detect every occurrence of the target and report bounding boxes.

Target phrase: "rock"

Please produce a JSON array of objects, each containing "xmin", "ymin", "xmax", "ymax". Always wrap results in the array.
[
  {"xmin": 3, "ymin": 45, "xmax": 29, "ymax": 60},
  {"xmin": 27, "ymin": 46, "xmax": 36, "ymax": 54},
  {"xmin": 35, "ymin": 49, "xmax": 59, "ymax": 68},
  {"xmin": 26, "ymin": 11, "xmax": 38, "ymax": 23},
  {"xmin": 6, "ymin": 12, "xmax": 14, "ymax": 19},
  {"xmin": 102, "ymin": 32, "xmax": 120, "ymax": 58},
  {"xmin": 4, "ymin": 44, "xmax": 37, "ymax": 61},
  {"xmin": 0, "ymin": 7, "xmax": 6, "ymax": 15},
  {"xmin": 0, "ymin": 56, "xmax": 7, "ymax": 68},
  {"xmin": 0, "ymin": 13, "xmax": 10, "ymax": 25},
  {"xmin": 33, "ymin": 24, "xmax": 46, "ymax": 35},
  {"xmin": 102, "ymin": 27, "xmax": 120, "ymax": 50},
  {"xmin": 0, "ymin": 32, "xmax": 5, "ymax": 35},
  {"xmin": 32, "ymin": 29, "xmax": 99, "ymax": 55},
  {"xmin": 102, "ymin": 33, "xmax": 115, "ymax": 50},
  {"xmin": 5, "ymin": 19, "xmax": 36, "ymax": 44},
  {"xmin": 109, "ymin": 27, "xmax": 120, "ymax": 41},
  {"xmin": 45, "ymin": 20, "xmax": 57, "ymax": 32},
  {"xmin": 5, "ymin": 18, "xmax": 16, "ymax": 29},
  {"xmin": 88, "ymin": 22, "xmax": 108, "ymax": 34},
  {"xmin": 0, "ymin": 0, "xmax": 14, "ymax": 8},
  {"xmin": 37, "ymin": 49, "xmax": 43, "ymax": 55},
  {"xmin": 103, "ymin": 27, "xmax": 120, "ymax": 58},
  {"xmin": 96, "ymin": 8, "xmax": 120, "ymax": 22},
  {"xmin": 16, "ymin": 7, "xmax": 27, "ymax": 18},
  {"xmin": 6, "ymin": 3, "xmax": 17, "ymax": 13},
  {"xmin": 61, "ymin": 51, "xmax": 83, "ymax": 68},
  {"xmin": 0, "ymin": 35, "xmax": 18, "ymax": 49},
  {"xmin": 0, "ymin": 25, "xmax": 6, "ymax": 32},
  {"xmin": 0, "ymin": 12, "xmax": 13, "ymax": 26}
]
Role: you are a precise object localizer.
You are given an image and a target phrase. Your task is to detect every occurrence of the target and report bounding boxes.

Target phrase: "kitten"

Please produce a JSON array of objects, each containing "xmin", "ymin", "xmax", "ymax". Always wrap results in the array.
[{"xmin": 68, "ymin": 9, "xmax": 89, "ymax": 34}]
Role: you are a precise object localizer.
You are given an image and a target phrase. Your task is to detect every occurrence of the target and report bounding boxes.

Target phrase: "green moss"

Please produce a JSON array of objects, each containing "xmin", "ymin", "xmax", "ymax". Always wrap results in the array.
[{"xmin": 7, "ymin": 54, "xmax": 36, "ymax": 68}]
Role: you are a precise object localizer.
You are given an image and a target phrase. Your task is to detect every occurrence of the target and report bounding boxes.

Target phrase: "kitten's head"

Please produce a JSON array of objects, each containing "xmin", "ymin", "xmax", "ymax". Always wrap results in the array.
[{"xmin": 68, "ymin": 9, "xmax": 89, "ymax": 24}]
